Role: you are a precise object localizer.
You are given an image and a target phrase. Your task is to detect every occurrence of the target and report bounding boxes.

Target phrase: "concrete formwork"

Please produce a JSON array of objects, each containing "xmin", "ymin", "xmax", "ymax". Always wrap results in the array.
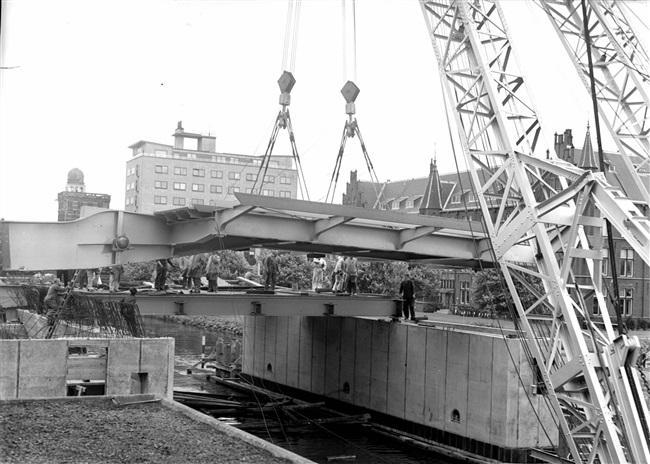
[
  {"xmin": 242, "ymin": 316, "xmax": 557, "ymax": 458},
  {"xmin": 0, "ymin": 338, "xmax": 174, "ymax": 400}
]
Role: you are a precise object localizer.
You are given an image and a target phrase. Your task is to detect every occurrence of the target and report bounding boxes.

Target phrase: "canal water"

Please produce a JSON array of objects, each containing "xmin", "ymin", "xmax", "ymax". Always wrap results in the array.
[{"xmin": 143, "ymin": 316, "xmax": 460, "ymax": 464}]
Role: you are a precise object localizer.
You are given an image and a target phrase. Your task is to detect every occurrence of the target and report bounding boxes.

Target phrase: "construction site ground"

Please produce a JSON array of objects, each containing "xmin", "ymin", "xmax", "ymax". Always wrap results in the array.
[{"xmin": 0, "ymin": 398, "xmax": 300, "ymax": 464}]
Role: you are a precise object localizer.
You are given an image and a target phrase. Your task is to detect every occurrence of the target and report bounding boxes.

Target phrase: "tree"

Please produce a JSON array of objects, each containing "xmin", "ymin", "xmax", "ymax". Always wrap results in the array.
[
  {"xmin": 356, "ymin": 261, "xmax": 440, "ymax": 300},
  {"xmin": 472, "ymin": 268, "xmax": 544, "ymax": 318}
]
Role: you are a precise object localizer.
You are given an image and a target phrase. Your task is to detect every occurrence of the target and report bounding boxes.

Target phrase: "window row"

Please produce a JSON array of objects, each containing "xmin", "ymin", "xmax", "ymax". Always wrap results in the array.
[
  {"xmin": 153, "ymin": 165, "xmax": 292, "ymax": 184},
  {"xmin": 151, "ymin": 150, "xmax": 285, "ymax": 168},
  {"xmin": 153, "ymin": 196, "xmax": 208, "ymax": 206},
  {"xmin": 601, "ymin": 249, "xmax": 635, "ymax": 277},
  {"xmin": 593, "ymin": 288, "xmax": 634, "ymax": 316}
]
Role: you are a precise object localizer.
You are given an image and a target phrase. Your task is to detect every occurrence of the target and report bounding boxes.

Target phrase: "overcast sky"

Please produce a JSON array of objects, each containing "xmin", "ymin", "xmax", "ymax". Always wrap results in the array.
[{"xmin": 1, "ymin": 0, "xmax": 648, "ymax": 222}]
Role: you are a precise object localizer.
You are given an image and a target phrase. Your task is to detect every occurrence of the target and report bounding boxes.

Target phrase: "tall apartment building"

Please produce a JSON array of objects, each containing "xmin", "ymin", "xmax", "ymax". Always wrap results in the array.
[
  {"xmin": 343, "ymin": 128, "xmax": 650, "ymax": 319},
  {"xmin": 125, "ymin": 122, "xmax": 299, "ymax": 214},
  {"xmin": 57, "ymin": 168, "xmax": 111, "ymax": 222}
]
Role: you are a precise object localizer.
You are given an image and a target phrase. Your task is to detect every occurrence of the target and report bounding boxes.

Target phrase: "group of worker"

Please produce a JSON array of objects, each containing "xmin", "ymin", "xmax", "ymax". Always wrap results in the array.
[
  {"xmin": 331, "ymin": 255, "xmax": 359, "ymax": 295},
  {"xmin": 173, "ymin": 253, "xmax": 222, "ymax": 293}
]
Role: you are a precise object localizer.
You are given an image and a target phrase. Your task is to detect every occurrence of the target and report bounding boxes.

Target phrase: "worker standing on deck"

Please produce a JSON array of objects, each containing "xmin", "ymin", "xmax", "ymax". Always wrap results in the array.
[
  {"xmin": 399, "ymin": 272, "xmax": 416, "ymax": 321},
  {"xmin": 179, "ymin": 256, "xmax": 191, "ymax": 289},
  {"xmin": 312, "ymin": 257, "xmax": 326, "ymax": 291},
  {"xmin": 155, "ymin": 259, "xmax": 174, "ymax": 291},
  {"xmin": 189, "ymin": 254, "xmax": 206, "ymax": 293},
  {"xmin": 109, "ymin": 264, "xmax": 123, "ymax": 292},
  {"xmin": 332, "ymin": 255, "xmax": 345, "ymax": 293},
  {"xmin": 206, "ymin": 253, "xmax": 220, "ymax": 292},
  {"xmin": 263, "ymin": 252, "xmax": 278, "ymax": 292},
  {"xmin": 345, "ymin": 257, "xmax": 358, "ymax": 295}
]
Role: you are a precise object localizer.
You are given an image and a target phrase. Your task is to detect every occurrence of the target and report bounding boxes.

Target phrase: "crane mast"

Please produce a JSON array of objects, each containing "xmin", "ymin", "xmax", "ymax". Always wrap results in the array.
[
  {"xmin": 419, "ymin": 0, "xmax": 650, "ymax": 462},
  {"xmin": 536, "ymin": 0, "xmax": 650, "ymax": 205}
]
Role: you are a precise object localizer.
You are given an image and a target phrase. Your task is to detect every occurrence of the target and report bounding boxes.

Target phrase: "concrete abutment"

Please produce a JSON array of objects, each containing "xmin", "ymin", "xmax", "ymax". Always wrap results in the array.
[{"xmin": 242, "ymin": 315, "xmax": 557, "ymax": 463}]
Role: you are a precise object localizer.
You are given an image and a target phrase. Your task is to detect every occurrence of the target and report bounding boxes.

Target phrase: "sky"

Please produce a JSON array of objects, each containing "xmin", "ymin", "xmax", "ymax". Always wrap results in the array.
[{"xmin": 1, "ymin": 0, "xmax": 648, "ymax": 222}]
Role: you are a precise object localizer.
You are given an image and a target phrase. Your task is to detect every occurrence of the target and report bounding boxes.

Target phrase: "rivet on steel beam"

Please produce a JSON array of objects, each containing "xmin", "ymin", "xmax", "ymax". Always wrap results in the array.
[{"xmin": 251, "ymin": 301, "xmax": 262, "ymax": 315}]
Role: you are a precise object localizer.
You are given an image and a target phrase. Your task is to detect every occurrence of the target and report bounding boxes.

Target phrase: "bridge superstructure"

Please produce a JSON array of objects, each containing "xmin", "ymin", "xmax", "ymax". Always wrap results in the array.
[{"xmin": 0, "ymin": 193, "xmax": 532, "ymax": 272}]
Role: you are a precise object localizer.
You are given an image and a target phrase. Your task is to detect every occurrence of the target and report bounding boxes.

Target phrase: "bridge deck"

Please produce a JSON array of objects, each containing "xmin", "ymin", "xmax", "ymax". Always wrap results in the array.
[{"xmin": 0, "ymin": 194, "xmax": 533, "ymax": 271}]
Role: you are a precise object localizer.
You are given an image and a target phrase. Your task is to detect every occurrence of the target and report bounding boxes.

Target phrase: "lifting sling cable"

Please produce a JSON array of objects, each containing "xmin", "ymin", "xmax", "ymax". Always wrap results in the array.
[
  {"xmin": 254, "ymin": 0, "xmax": 310, "ymax": 201},
  {"xmin": 326, "ymin": 0, "xmax": 382, "ymax": 205}
]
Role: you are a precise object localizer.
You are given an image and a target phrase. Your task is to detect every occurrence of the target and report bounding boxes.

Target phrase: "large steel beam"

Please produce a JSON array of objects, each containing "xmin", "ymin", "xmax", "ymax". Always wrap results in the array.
[
  {"xmin": 0, "ymin": 197, "xmax": 534, "ymax": 271},
  {"xmin": 96, "ymin": 291, "xmax": 402, "ymax": 318}
]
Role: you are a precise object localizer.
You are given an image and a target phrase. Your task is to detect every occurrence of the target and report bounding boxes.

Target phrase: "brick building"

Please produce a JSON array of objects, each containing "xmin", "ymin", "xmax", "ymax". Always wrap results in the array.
[
  {"xmin": 57, "ymin": 168, "xmax": 111, "ymax": 222},
  {"xmin": 343, "ymin": 128, "xmax": 649, "ymax": 318},
  {"xmin": 125, "ymin": 122, "xmax": 299, "ymax": 214}
]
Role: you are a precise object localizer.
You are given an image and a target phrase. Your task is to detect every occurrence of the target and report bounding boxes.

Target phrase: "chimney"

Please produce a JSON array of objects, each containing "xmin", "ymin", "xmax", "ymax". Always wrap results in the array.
[{"xmin": 174, "ymin": 121, "xmax": 185, "ymax": 149}]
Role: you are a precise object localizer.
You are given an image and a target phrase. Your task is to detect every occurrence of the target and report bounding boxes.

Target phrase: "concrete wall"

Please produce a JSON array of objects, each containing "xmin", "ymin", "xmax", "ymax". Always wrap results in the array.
[
  {"xmin": 243, "ymin": 316, "xmax": 556, "ymax": 450},
  {"xmin": 0, "ymin": 338, "xmax": 174, "ymax": 400}
]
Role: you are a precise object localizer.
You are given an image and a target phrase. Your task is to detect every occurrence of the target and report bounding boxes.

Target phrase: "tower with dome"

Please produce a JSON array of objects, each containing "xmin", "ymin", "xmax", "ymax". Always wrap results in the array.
[{"xmin": 57, "ymin": 168, "xmax": 111, "ymax": 221}]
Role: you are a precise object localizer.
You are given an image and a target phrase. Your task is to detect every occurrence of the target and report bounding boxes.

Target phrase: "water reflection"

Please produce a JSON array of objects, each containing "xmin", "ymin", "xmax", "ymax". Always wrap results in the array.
[{"xmin": 143, "ymin": 316, "xmax": 459, "ymax": 464}]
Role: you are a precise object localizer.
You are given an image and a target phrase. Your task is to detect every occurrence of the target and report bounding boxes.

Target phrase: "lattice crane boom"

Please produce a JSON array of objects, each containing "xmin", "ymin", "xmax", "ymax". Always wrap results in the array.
[
  {"xmin": 419, "ymin": 0, "xmax": 650, "ymax": 462},
  {"xmin": 537, "ymin": 0, "xmax": 650, "ymax": 204}
]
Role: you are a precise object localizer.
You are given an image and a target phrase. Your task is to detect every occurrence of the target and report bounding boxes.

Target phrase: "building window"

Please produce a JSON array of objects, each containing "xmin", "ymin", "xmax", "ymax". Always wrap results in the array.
[
  {"xmin": 228, "ymin": 186, "xmax": 241, "ymax": 195},
  {"xmin": 228, "ymin": 172, "xmax": 241, "ymax": 180},
  {"xmin": 593, "ymin": 289, "xmax": 605, "ymax": 316},
  {"xmin": 608, "ymin": 164, "xmax": 616, "ymax": 173},
  {"xmin": 174, "ymin": 167, "xmax": 187, "ymax": 176},
  {"xmin": 211, "ymin": 170, "xmax": 223, "ymax": 179},
  {"xmin": 620, "ymin": 288, "xmax": 633, "ymax": 316},
  {"xmin": 391, "ymin": 202, "xmax": 400, "ymax": 210},
  {"xmin": 406, "ymin": 200, "xmax": 414, "ymax": 208},
  {"xmin": 154, "ymin": 196, "xmax": 167, "ymax": 205},
  {"xmin": 620, "ymin": 249, "xmax": 634, "ymax": 277},
  {"xmin": 452, "ymin": 195, "xmax": 461, "ymax": 203},
  {"xmin": 210, "ymin": 185, "xmax": 222, "ymax": 194},
  {"xmin": 193, "ymin": 168, "xmax": 205, "ymax": 177},
  {"xmin": 246, "ymin": 173, "xmax": 257, "ymax": 182},
  {"xmin": 173, "ymin": 197, "xmax": 186, "ymax": 206},
  {"xmin": 460, "ymin": 281, "xmax": 470, "ymax": 305},
  {"xmin": 155, "ymin": 165, "xmax": 168, "ymax": 174},
  {"xmin": 264, "ymin": 175, "xmax": 275, "ymax": 183},
  {"xmin": 280, "ymin": 176, "xmax": 291, "ymax": 185},
  {"xmin": 155, "ymin": 150, "xmax": 168, "ymax": 158},
  {"xmin": 279, "ymin": 191, "xmax": 291, "ymax": 198},
  {"xmin": 192, "ymin": 183, "xmax": 204, "ymax": 192},
  {"xmin": 155, "ymin": 180, "xmax": 168, "ymax": 189},
  {"xmin": 262, "ymin": 189, "xmax": 273, "ymax": 197},
  {"xmin": 191, "ymin": 198, "xmax": 204, "ymax": 205},
  {"xmin": 173, "ymin": 182, "xmax": 186, "ymax": 191},
  {"xmin": 602, "ymin": 249, "xmax": 608, "ymax": 276},
  {"xmin": 269, "ymin": 161, "xmax": 279, "ymax": 168}
]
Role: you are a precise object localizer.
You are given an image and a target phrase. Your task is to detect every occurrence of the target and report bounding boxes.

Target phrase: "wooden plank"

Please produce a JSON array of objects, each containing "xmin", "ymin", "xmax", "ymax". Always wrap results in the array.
[
  {"xmin": 386, "ymin": 322, "xmax": 407, "ymax": 419},
  {"xmin": 311, "ymin": 317, "xmax": 327, "ymax": 395},
  {"xmin": 424, "ymin": 329, "xmax": 448, "ymax": 430},
  {"xmin": 66, "ymin": 357, "xmax": 106, "ymax": 381},
  {"xmin": 405, "ymin": 324, "xmax": 426, "ymax": 424},
  {"xmin": 466, "ymin": 335, "xmax": 494, "ymax": 442},
  {"xmin": 444, "ymin": 331, "xmax": 469, "ymax": 436},
  {"xmin": 285, "ymin": 316, "xmax": 301, "ymax": 389},
  {"xmin": 353, "ymin": 319, "xmax": 372, "ymax": 408},
  {"xmin": 339, "ymin": 318, "xmax": 357, "ymax": 403},
  {"xmin": 324, "ymin": 318, "xmax": 342, "ymax": 400},
  {"xmin": 369, "ymin": 320, "xmax": 389, "ymax": 414}
]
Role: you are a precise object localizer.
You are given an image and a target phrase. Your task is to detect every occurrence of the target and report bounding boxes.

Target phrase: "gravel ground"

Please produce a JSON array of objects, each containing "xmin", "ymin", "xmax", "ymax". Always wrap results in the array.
[{"xmin": 0, "ymin": 399, "xmax": 294, "ymax": 464}]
